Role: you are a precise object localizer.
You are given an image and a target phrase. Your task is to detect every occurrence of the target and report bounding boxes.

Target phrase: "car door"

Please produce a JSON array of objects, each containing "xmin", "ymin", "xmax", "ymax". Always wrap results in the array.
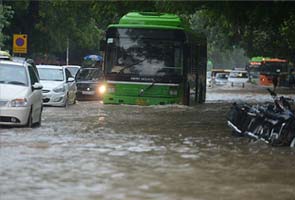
[
  {"xmin": 65, "ymin": 68, "xmax": 76, "ymax": 103},
  {"xmin": 28, "ymin": 65, "xmax": 42, "ymax": 123}
]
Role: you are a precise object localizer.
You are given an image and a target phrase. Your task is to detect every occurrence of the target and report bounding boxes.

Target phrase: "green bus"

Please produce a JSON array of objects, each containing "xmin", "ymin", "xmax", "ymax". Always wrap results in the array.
[{"xmin": 100, "ymin": 12, "xmax": 207, "ymax": 106}]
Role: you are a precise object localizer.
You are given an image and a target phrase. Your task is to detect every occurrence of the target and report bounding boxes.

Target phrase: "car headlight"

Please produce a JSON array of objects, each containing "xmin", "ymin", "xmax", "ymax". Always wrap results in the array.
[
  {"xmin": 53, "ymin": 85, "xmax": 65, "ymax": 93},
  {"xmin": 10, "ymin": 98, "xmax": 28, "ymax": 107},
  {"xmin": 98, "ymin": 85, "xmax": 106, "ymax": 94}
]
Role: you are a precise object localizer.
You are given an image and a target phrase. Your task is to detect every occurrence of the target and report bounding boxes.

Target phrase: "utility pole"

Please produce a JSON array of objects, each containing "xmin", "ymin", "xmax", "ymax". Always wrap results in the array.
[{"xmin": 66, "ymin": 38, "xmax": 69, "ymax": 65}]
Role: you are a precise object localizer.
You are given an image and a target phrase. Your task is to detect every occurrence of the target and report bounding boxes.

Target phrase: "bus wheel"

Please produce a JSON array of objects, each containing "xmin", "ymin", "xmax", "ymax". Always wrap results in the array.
[
  {"xmin": 198, "ymin": 84, "xmax": 204, "ymax": 103},
  {"xmin": 183, "ymin": 83, "xmax": 190, "ymax": 106}
]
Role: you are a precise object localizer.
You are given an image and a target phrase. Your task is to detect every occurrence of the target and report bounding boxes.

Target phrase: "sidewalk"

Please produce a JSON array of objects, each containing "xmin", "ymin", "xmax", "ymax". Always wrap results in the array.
[{"xmin": 206, "ymin": 83, "xmax": 295, "ymax": 103}]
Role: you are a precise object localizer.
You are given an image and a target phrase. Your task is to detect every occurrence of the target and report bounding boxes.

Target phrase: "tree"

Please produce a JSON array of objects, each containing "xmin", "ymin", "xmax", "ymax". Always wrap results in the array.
[
  {"xmin": 2, "ymin": 1, "xmax": 295, "ymax": 64},
  {"xmin": 0, "ymin": 4, "xmax": 13, "ymax": 49}
]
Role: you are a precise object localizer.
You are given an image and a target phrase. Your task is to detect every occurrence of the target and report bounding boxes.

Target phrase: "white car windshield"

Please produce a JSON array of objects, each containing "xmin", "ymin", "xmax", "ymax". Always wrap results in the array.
[
  {"xmin": 0, "ymin": 64, "xmax": 28, "ymax": 86},
  {"xmin": 230, "ymin": 72, "xmax": 248, "ymax": 78},
  {"xmin": 216, "ymin": 73, "xmax": 228, "ymax": 79},
  {"xmin": 67, "ymin": 67, "xmax": 80, "ymax": 77},
  {"xmin": 38, "ymin": 68, "xmax": 64, "ymax": 81}
]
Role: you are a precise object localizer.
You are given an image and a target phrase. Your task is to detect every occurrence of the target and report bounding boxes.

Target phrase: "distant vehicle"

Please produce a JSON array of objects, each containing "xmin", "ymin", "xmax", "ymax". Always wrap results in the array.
[
  {"xmin": 75, "ymin": 67, "xmax": 103, "ymax": 100},
  {"xmin": 247, "ymin": 57, "xmax": 265, "ymax": 84},
  {"xmin": 259, "ymin": 58, "xmax": 289, "ymax": 86},
  {"xmin": 63, "ymin": 65, "xmax": 81, "ymax": 77},
  {"xmin": 211, "ymin": 69, "xmax": 231, "ymax": 79},
  {"xmin": 0, "ymin": 60, "xmax": 43, "ymax": 127},
  {"xmin": 228, "ymin": 70, "xmax": 249, "ymax": 88},
  {"xmin": 247, "ymin": 57, "xmax": 290, "ymax": 86},
  {"xmin": 207, "ymin": 71, "xmax": 212, "ymax": 87},
  {"xmin": 0, "ymin": 50, "xmax": 12, "ymax": 60},
  {"xmin": 213, "ymin": 72, "xmax": 229, "ymax": 86},
  {"xmin": 37, "ymin": 65, "xmax": 76, "ymax": 107}
]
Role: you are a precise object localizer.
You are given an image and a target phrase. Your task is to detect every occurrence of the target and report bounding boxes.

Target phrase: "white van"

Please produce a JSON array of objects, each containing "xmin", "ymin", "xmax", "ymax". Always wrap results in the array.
[{"xmin": 228, "ymin": 70, "xmax": 249, "ymax": 88}]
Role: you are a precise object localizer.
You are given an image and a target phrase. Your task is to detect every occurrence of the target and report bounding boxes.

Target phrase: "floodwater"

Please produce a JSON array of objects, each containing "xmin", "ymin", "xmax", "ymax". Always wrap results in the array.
[{"xmin": 1, "ymin": 87, "xmax": 295, "ymax": 200}]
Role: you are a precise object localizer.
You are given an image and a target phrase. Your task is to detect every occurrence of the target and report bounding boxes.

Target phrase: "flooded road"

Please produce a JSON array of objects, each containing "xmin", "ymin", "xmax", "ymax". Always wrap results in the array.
[{"xmin": 1, "ymin": 88, "xmax": 295, "ymax": 200}]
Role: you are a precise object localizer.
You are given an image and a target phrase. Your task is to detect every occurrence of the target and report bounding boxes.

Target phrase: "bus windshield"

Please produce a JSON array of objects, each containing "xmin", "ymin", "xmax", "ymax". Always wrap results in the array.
[
  {"xmin": 260, "ymin": 62, "xmax": 288, "ymax": 74},
  {"xmin": 105, "ymin": 28, "xmax": 184, "ymax": 77}
]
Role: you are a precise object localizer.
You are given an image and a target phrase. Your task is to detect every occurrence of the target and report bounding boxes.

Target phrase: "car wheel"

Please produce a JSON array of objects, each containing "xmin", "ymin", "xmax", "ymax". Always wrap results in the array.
[
  {"xmin": 231, "ymin": 82, "xmax": 233, "ymax": 87},
  {"xmin": 242, "ymin": 83, "xmax": 245, "ymax": 88},
  {"xmin": 26, "ymin": 109, "xmax": 33, "ymax": 128}
]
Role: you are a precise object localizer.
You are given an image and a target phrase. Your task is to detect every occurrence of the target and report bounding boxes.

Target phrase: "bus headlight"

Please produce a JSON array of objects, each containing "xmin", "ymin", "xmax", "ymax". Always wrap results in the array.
[{"xmin": 98, "ymin": 85, "xmax": 106, "ymax": 94}]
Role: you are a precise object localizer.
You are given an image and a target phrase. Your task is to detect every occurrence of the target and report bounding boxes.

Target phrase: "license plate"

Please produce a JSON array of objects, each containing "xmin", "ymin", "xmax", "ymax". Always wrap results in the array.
[
  {"xmin": 136, "ymin": 99, "xmax": 147, "ymax": 105},
  {"xmin": 82, "ymin": 91, "xmax": 95, "ymax": 95}
]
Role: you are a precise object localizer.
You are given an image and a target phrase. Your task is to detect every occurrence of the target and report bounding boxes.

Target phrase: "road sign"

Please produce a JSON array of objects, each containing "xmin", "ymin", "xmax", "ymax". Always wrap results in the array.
[{"xmin": 13, "ymin": 34, "xmax": 28, "ymax": 54}]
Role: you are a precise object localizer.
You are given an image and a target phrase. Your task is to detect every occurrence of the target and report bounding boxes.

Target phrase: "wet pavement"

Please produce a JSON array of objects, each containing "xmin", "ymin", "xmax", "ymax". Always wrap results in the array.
[{"xmin": 1, "ymin": 86, "xmax": 295, "ymax": 200}]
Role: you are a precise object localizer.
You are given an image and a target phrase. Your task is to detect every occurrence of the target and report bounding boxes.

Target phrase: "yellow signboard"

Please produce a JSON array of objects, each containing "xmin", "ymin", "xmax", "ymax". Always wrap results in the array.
[{"xmin": 13, "ymin": 34, "xmax": 28, "ymax": 54}]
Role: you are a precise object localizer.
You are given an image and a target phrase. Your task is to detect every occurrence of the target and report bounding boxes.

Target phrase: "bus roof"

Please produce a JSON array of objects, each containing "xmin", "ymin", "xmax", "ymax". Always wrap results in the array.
[
  {"xmin": 108, "ymin": 12, "xmax": 185, "ymax": 30},
  {"xmin": 211, "ymin": 69, "xmax": 231, "ymax": 72},
  {"xmin": 262, "ymin": 58, "xmax": 288, "ymax": 63},
  {"xmin": 250, "ymin": 56, "xmax": 287, "ymax": 63},
  {"xmin": 250, "ymin": 56, "xmax": 270, "ymax": 62}
]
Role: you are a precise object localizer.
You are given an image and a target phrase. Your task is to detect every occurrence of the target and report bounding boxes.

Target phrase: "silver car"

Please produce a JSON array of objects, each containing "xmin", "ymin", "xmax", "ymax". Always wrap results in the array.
[
  {"xmin": 0, "ymin": 60, "xmax": 43, "ymax": 127},
  {"xmin": 213, "ymin": 73, "xmax": 229, "ymax": 86},
  {"xmin": 37, "ymin": 65, "xmax": 76, "ymax": 107}
]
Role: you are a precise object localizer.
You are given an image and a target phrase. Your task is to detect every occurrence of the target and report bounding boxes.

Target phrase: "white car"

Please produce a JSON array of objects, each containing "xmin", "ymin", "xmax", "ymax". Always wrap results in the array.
[
  {"xmin": 37, "ymin": 65, "xmax": 76, "ymax": 107},
  {"xmin": 213, "ymin": 72, "xmax": 229, "ymax": 86},
  {"xmin": 228, "ymin": 70, "xmax": 249, "ymax": 88},
  {"xmin": 0, "ymin": 60, "xmax": 43, "ymax": 127}
]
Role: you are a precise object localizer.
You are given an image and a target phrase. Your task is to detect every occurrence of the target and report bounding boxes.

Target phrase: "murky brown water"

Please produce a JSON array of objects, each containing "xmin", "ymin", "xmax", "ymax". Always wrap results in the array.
[{"xmin": 1, "ymin": 100, "xmax": 295, "ymax": 200}]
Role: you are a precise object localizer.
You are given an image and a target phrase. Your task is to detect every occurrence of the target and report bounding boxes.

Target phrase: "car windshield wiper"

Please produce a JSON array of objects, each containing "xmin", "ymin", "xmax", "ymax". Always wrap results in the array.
[
  {"xmin": 119, "ymin": 59, "xmax": 146, "ymax": 74},
  {"xmin": 7, "ymin": 81, "xmax": 26, "ymax": 86}
]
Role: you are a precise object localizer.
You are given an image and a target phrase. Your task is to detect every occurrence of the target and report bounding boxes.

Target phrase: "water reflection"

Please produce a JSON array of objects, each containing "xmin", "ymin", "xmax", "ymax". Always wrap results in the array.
[{"xmin": 0, "ymin": 102, "xmax": 294, "ymax": 200}]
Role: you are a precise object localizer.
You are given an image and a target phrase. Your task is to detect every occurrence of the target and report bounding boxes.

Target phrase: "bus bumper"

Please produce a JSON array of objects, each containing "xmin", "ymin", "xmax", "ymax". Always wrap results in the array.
[{"xmin": 102, "ymin": 95, "xmax": 181, "ymax": 106}]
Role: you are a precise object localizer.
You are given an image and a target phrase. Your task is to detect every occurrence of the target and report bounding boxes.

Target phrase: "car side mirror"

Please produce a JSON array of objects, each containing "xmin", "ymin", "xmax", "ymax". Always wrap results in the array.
[
  {"xmin": 67, "ymin": 77, "xmax": 75, "ymax": 82},
  {"xmin": 32, "ymin": 82, "xmax": 43, "ymax": 90}
]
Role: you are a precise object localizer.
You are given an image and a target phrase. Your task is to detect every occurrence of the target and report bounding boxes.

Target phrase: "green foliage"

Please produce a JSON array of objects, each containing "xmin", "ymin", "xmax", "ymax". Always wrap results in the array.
[
  {"xmin": 0, "ymin": 4, "xmax": 14, "ymax": 49},
  {"xmin": 2, "ymin": 1, "xmax": 295, "ymax": 64},
  {"xmin": 36, "ymin": 1, "xmax": 103, "ymax": 58},
  {"xmin": 190, "ymin": 10, "xmax": 249, "ymax": 69}
]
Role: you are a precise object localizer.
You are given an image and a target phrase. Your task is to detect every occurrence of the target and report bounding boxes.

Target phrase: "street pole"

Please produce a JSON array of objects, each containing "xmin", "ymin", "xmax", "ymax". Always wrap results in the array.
[{"xmin": 66, "ymin": 38, "xmax": 69, "ymax": 65}]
